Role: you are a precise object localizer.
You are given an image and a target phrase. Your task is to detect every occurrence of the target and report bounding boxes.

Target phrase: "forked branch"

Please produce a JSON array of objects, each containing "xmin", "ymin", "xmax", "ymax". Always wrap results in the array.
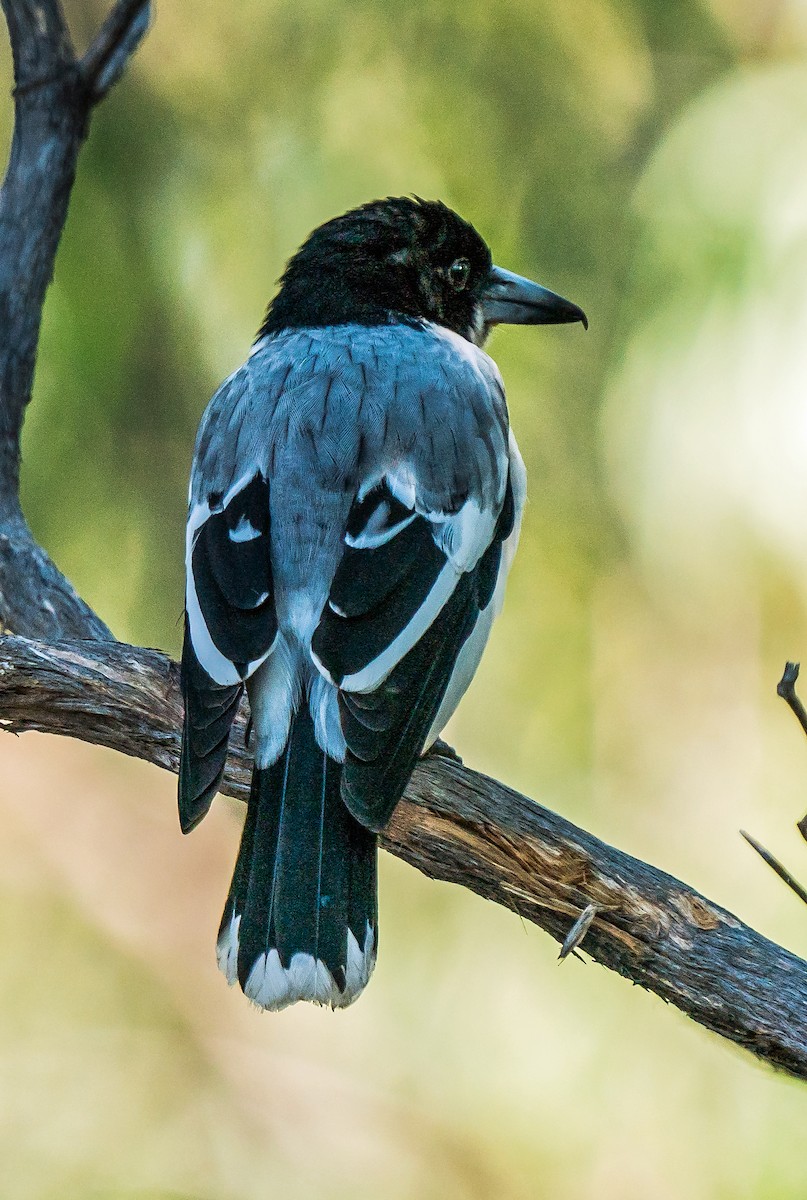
[{"xmin": 0, "ymin": 0, "xmax": 150, "ymax": 639}]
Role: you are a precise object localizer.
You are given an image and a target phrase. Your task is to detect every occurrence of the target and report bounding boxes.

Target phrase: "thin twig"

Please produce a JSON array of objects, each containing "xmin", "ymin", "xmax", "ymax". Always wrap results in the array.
[
  {"xmin": 740, "ymin": 830, "xmax": 807, "ymax": 908},
  {"xmin": 777, "ymin": 662, "xmax": 807, "ymax": 739},
  {"xmin": 776, "ymin": 661, "xmax": 807, "ymax": 838},
  {"xmin": 80, "ymin": 0, "xmax": 152, "ymax": 102}
]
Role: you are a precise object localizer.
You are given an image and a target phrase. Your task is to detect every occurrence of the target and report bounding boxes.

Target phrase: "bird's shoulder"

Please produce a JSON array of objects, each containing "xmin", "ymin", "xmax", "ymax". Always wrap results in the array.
[
  {"xmin": 191, "ymin": 322, "xmax": 509, "ymax": 508},
  {"xmin": 251, "ymin": 321, "xmax": 501, "ymax": 395}
]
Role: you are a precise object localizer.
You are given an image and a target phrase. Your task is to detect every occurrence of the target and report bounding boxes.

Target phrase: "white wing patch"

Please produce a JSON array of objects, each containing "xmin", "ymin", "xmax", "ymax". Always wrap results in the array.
[
  {"xmin": 336, "ymin": 559, "xmax": 460, "ymax": 694},
  {"xmin": 425, "ymin": 431, "xmax": 527, "ymax": 746},
  {"xmin": 185, "ymin": 471, "xmax": 277, "ymax": 688},
  {"xmin": 311, "ymin": 466, "xmax": 503, "ymax": 698},
  {"xmin": 185, "ymin": 503, "xmax": 245, "ymax": 687},
  {"xmin": 230, "ymin": 515, "xmax": 263, "ymax": 543},
  {"xmin": 431, "ymin": 497, "xmax": 498, "ymax": 572},
  {"xmin": 345, "ymin": 504, "xmax": 417, "ymax": 550}
]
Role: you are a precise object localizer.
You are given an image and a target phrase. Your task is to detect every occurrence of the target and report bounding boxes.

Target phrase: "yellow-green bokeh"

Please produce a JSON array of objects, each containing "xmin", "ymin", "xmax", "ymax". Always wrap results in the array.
[{"xmin": 1, "ymin": 1, "xmax": 806, "ymax": 1196}]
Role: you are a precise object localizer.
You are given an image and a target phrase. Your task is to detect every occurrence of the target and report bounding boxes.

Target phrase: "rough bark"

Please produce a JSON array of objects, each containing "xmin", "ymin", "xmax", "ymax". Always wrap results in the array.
[
  {"xmin": 0, "ymin": 0, "xmax": 149, "ymax": 639},
  {"xmin": 0, "ymin": 632, "xmax": 805, "ymax": 1080}
]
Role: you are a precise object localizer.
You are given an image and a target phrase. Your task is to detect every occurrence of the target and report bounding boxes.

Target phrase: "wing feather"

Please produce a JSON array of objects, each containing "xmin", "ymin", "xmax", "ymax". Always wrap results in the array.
[
  {"xmin": 180, "ymin": 472, "xmax": 277, "ymax": 831},
  {"xmin": 179, "ymin": 627, "xmax": 244, "ymax": 833},
  {"xmin": 190, "ymin": 474, "xmax": 275, "ymax": 669},
  {"xmin": 203, "ymin": 475, "xmax": 273, "ymax": 609},
  {"xmin": 312, "ymin": 485, "xmax": 448, "ymax": 683},
  {"xmin": 313, "ymin": 473, "xmax": 514, "ymax": 832}
]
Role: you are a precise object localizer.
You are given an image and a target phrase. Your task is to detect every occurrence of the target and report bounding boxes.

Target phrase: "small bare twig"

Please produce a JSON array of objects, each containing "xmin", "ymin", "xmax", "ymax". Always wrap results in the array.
[
  {"xmin": 81, "ymin": 0, "xmax": 151, "ymax": 102},
  {"xmin": 776, "ymin": 661, "xmax": 807, "ymax": 839},
  {"xmin": 740, "ymin": 830, "xmax": 807, "ymax": 908},
  {"xmin": 777, "ymin": 662, "xmax": 807, "ymax": 739}
]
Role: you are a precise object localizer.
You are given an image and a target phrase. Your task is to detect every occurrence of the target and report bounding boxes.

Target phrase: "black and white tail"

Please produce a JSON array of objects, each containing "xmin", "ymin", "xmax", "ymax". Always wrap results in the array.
[
  {"xmin": 180, "ymin": 466, "xmax": 378, "ymax": 1011},
  {"xmin": 181, "ymin": 442, "xmax": 522, "ymax": 1013},
  {"xmin": 215, "ymin": 707, "xmax": 378, "ymax": 1010}
]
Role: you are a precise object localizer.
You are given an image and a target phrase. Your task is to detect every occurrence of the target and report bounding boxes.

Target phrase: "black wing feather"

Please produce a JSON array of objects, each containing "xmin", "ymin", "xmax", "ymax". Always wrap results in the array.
[
  {"xmin": 315, "ymin": 476, "xmax": 514, "ymax": 833},
  {"xmin": 312, "ymin": 483, "xmax": 446, "ymax": 684},
  {"xmin": 339, "ymin": 568, "xmax": 480, "ymax": 830},
  {"xmin": 191, "ymin": 475, "xmax": 275, "ymax": 667},
  {"xmin": 330, "ymin": 516, "xmax": 442, "ymax": 618},
  {"xmin": 204, "ymin": 475, "xmax": 273, "ymax": 610},
  {"xmin": 180, "ymin": 473, "xmax": 276, "ymax": 833},
  {"xmin": 179, "ymin": 627, "xmax": 243, "ymax": 833}
]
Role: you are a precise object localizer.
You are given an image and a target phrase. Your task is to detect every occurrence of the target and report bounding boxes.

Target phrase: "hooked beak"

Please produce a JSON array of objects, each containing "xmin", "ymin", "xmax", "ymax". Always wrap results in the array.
[{"xmin": 481, "ymin": 265, "xmax": 588, "ymax": 330}]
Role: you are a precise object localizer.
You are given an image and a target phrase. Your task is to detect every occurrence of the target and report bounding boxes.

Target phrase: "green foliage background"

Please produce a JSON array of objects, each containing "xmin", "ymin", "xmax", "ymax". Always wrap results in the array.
[{"xmin": 1, "ymin": 2, "xmax": 807, "ymax": 1196}]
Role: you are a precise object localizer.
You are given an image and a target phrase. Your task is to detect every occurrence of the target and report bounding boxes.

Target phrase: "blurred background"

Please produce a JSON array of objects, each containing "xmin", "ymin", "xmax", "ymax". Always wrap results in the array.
[{"xmin": 2, "ymin": 0, "xmax": 807, "ymax": 1195}]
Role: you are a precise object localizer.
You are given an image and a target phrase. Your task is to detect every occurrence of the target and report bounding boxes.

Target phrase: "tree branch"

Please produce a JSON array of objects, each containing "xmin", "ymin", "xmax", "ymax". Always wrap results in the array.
[
  {"xmin": 0, "ymin": 632, "xmax": 805, "ymax": 1080},
  {"xmin": 80, "ymin": 0, "xmax": 151, "ymax": 102},
  {"xmin": 0, "ymin": 0, "xmax": 147, "ymax": 640}
]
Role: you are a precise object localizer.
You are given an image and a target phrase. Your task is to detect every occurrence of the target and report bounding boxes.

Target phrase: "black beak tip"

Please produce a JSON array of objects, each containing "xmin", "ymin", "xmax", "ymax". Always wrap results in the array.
[
  {"xmin": 482, "ymin": 267, "xmax": 589, "ymax": 332},
  {"xmin": 564, "ymin": 300, "xmax": 588, "ymax": 330}
]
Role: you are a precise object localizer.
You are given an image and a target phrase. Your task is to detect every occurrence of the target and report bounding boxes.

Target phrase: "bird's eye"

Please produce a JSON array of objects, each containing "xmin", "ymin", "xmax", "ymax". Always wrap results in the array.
[{"xmin": 448, "ymin": 258, "xmax": 471, "ymax": 291}]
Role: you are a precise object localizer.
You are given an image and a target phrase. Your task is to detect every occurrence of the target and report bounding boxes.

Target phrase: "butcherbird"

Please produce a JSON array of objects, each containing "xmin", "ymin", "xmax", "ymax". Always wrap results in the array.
[{"xmin": 180, "ymin": 197, "xmax": 586, "ymax": 1011}]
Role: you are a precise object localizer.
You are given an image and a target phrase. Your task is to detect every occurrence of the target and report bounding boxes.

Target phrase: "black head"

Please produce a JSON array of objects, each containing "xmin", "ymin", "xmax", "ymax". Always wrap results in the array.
[{"xmin": 259, "ymin": 196, "xmax": 586, "ymax": 344}]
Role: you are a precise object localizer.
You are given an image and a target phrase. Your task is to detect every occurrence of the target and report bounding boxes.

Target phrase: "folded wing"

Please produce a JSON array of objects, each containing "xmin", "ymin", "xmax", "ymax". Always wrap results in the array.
[
  {"xmin": 180, "ymin": 471, "xmax": 277, "ymax": 832},
  {"xmin": 312, "ymin": 473, "xmax": 514, "ymax": 832}
]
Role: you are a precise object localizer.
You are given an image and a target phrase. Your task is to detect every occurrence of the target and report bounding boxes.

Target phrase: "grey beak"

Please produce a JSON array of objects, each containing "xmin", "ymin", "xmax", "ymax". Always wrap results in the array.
[{"xmin": 481, "ymin": 265, "xmax": 588, "ymax": 330}]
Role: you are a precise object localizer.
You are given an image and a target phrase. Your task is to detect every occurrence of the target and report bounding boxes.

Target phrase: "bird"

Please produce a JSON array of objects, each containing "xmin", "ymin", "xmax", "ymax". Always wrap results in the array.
[{"xmin": 179, "ymin": 196, "xmax": 586, "ymax": 1012}]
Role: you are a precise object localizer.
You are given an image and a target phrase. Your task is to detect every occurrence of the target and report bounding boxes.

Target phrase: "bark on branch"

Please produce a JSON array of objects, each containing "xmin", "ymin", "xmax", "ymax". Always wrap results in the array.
[
  {"xmin": 0, "ymin": 0, "xmax": 149, "ymax": 640},
  {"xmin": 0, "ymin": 633, "xmax": 805, "ymax": 1080},
  {"xmin": 1, "ymin": 0, "xmax": 806, "ymax": 1086}
]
